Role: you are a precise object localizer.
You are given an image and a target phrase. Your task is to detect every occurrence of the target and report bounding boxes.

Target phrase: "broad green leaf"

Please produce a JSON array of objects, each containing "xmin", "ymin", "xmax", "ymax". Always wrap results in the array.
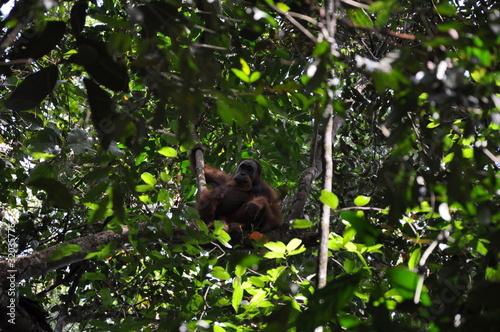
[
  {"xmin": 387, "ymin": 267, "xmax": 431, "ymax": 306},
  {"xmin": 339, "ymin": 315, "xmax": 361, "ymax": 328},
  {"xmin": 235, "ymin": 264, "xmax": 247, "ymax": 277},
  {"xmin": 354, "ymin": 195, "xmax": 371, "ymax": 207},
  {"xmin": 290, "ymin": 246, "xmax": 306, "ymax": 256},
  {"xmin": 314, "ymin": 40, "xmax": 330, "ymax": 56},
  {"xmin": 291, "ymin": 219, "xmax": 313, "ymax": 229},
  {"xmin": 158, "ymin": 147, "xmax": 178, "ymax": 157},
  {"xmin": 141, "ymin": 172, "xmax": 156, "ymax": 186},
  {"xmin": 476, "ymin": 240, "xmax": 488, "ymax": 256},
  {"xmin": 286, "ymin": 238, "xmax": 303, "ymax": 252},
  {"xmin": 249, "ymin": 276, "xmax": 266, "ymax": 287},
  {"xmin": 249, "ymin": 71, "xmax": 261, "ymax": 83},
  {"xmin": 187, "ymin": 294, "xmax": 203, "ymax": 312},
  {"xmin": 320, "ymin": 190, "xmax": 339, "ymax": 209},
  {"xmin": 135, "ymin": 184, "xmax": 154, "ymax": 192},
  {"xmin": 344, "ymin": 259, "xmax": 357, "ymax": 273},
  {"xmin": 362, "ymin": 243, "xmax": 383, "ymax": 253},
  {"xmin": 231, "ymin": 68, "xmax": 249, "ymax": 82},
  {"xmin": 248, "ymin": 289, "xmax": 267, "ymax": 309},
  {"xmin": 264, "ymin": 241, "xmax": 287, "ymax": 254},
  {"xmin": 344, "ymin": 242, "xmax": 358, "ymax": 252},
  {"xmin": 213, "ymin": 221, "xmax": 232, "ymax": 248},
  {"xmin": 347, "ymin": 8, "xmax": 374, "ymax": 28},
  {"xmin": 212, "ymin": 266, "xmax": 231, "ymax": 280},
  {"xmin": 341, "ymin": 211, "xmax": 379, "ymax": 245},
  {"xmin": 427, "ymin": 120, "xmax": 440, "ymax": 128},
  {"xmin": 86, "ymin": 242, "xmax": 115, "ymax": 260},
  {"xmin": 264, "ymin": 251, "xmax": 285, "ymax": 259}
]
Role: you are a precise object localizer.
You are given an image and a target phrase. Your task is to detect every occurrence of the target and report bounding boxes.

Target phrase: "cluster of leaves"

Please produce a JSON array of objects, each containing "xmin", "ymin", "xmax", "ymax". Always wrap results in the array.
[{"xmin": 0, "ymin": 0, "xmax": 499, "ymax": 331}]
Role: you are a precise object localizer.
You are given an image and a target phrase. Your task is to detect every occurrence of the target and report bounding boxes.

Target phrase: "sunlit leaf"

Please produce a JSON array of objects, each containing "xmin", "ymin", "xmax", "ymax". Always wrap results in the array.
[
  {"xmin": 232, "ymin": 277, "xmax": 243, "ymax": 313},
  {"xmin": 249, "ymin": 71, "xmax": 261, "ymax": 83},
  {"xmin": 212, "ymin": 266, "xmax": 231, "ymax": 280},
  {"xmin": 141, "ymin": 172, "xmax": 156, "ymax": 186},
  {"xmin": 158, "ymin": 147, "xmax": 177, "ymax": 157},
  {"xmin": 240, "ymin": 58, "xmax": 251, "ymax": 76},
  {"xmin": 276, "ymin": 3, "xmax": 290, "ymax": 12},
  {"xmin": 320, "ymin": 190, "xmax": 339, "ymax": 209},
  {"xmin": 231, "ymin": 68, "xmax": 250, "ymax": 82},
  {"xmin": 354, "ymin": 195, "xmax": 371, "ymax": 207},
  {"xmin": 264, "ymin": 241, "xmax": 287, "ymax": 254},
  {"xmin": 291, "ymin": 219, "xmax": 313, "ymax": 229}
]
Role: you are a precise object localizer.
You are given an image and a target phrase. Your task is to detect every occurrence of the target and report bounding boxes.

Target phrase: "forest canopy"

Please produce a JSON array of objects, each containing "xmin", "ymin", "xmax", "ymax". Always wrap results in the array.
[{"xmin": 0, "ymin": 0, "xmax": 499, "ymax": 331}]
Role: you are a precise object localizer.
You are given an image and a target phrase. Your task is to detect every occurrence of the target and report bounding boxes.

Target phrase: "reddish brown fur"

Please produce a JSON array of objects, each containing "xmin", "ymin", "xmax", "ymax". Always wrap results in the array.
[{"xmin": 192, "ymin": 154, "xmax": 282, "ymax": 233}]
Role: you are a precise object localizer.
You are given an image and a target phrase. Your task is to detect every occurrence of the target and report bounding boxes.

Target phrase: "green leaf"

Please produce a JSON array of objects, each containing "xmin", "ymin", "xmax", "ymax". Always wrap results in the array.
[
  {"xmin": 408, "ymin": 247, "xmax": 421, "ymax": 270},
  {"xmin": 235, "ymin": 264, "xmax": 247, "ymax": 277},
  {"xmin": 212, "ymin": 266, "xmax": 231, "ymax": 280},
  {"xmin": 232, "ymin": 277, "xmax": 243, "ymax": 313},
  {"xmin": 248, "ymin": 289, "xmax": 267, "ymax": 309},
  {"xmin": 354, "ymin": 195, "xmax": 371, "ymax": 207},
  {"xmin": 158, "ymin": 147, "xmax": 178, "ymax": 157},
  {"xmin": 231, "ymin": 68, "xmax": 250, "ymax": 82},
  {"xmin": 314, "ymin": 40, "xmax": 331, "ymax": 56},
  {"xmin": 339, "ymin": 315, "xmax": 361, "ymax": 328},
  {"xmin": 100, "ymin": 288, "xmax": 112, "ymax": 307},
  {"xmin": 344, "ymin": 241, "xmax": 358, "ymax": 252},
  {"xmin": 276, "ymin": 3, "xmax": 290, "ymax": 12},
  {"xmin": 187, "ymin": 294, "xmax": 203, "ymax": 312},
  {"xmin": 240, "ymin": 58, "xmax": 251, "ymax": 76},
  {"xmin": 141, "ymin": 172, "xmax": 156, "ymax": 186},
  {"xmin": 291, "ymin": 219, "xmax": 313, "ymax": 229},
  {"xmin": 213, "ymin": 221, "xmax": 232, "ymax": 248},
  {"xmin": 49, "ymin": 244, "xmax": 82, "ymax": 260},
  {"xmin": 387, "ymin": 267, "xmax": 430, "ymax": 305},
  {"xmin": 347, "ymin": 8, "xmax": 374, "ymax": 28},
  {"xmin": 343, "ymin": 259, "xmax": 357, "ymax": 273},
  {"xmin": 286, "ymin": 238, "xmax": 303, "ymax": 252},
  {"xmin": 135, "ymin": 184, "xmax": 154, "ymax": 192},
  {"xmin": 387, "ymin": 267, "xmax": 418, "ymax": 292},
  {"xmin": 320, "ymin": 190, "xmax": 339, "ymax": 209},
  {"xmin": 341, "ymin": 211, "xmax": 379, "ymax": 245},
  {"xmin": 249, "ymin": 71, "xmax": 261, "ymax": 83},
  {"xmin": 264, "ymin": 241, "xmax": 287, "ymax": 254}
]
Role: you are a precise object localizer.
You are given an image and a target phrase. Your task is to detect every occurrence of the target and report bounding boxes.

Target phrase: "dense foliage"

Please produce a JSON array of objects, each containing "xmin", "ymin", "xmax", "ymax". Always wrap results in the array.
[{"xmin": 0, "ymin": 0, "xmax": 499, "ymax": 331}]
